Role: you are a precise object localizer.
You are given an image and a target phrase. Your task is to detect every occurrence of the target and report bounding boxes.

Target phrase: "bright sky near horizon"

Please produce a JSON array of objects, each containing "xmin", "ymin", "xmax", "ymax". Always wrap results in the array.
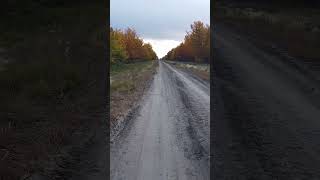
[{"xmin": 110, "ymin": 0, "xmax": 210, "ymax": 58}]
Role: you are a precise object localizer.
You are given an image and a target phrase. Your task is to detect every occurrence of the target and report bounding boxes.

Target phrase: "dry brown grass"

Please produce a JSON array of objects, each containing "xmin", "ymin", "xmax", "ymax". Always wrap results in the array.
[
  {"xmin": 170, "ymin": 62, "xmax": 210, "ymax": 81},
  {"xmin": 190, "ymin": 69, "xmax": 210, "ymax": 81},
  {"xmin": 110, "ymin": 61, "xmax": 158, "ymax": 124}
]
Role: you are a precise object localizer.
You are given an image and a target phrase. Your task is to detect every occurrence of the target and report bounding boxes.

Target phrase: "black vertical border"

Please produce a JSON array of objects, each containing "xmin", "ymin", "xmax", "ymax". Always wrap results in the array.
[
  {"xmin": 210, "ymin": 0, "xmax": 215, "ymax": 178},
  {"xmin": 106, "ymin": 0, "xmax": 110, "ymax": 179}
]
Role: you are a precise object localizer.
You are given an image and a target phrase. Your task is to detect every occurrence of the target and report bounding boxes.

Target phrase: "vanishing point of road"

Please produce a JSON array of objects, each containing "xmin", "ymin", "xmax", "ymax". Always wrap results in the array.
[{"xmin": 110, "ymin": 61, "xmax": 210, "ymax": 180}]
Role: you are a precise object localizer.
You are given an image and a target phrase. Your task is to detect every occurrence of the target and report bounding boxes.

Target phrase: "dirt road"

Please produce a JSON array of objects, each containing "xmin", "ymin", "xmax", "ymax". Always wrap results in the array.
[
  {"xmin": 110, "ymin": 61, "xmax": 210, "ymax": 180},
  {"xmin": 213, "ymin": 24, "xmax": 320, "ymax": 179}
]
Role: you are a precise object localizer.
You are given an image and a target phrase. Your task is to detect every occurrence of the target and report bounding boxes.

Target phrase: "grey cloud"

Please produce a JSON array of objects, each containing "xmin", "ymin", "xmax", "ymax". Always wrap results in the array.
[{"xmin": 111, "ymin": 0, "xmax": 209, "ymax": 41}]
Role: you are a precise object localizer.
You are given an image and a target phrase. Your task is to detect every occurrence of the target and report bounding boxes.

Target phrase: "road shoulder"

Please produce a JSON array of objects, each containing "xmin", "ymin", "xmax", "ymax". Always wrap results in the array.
[{"xmin": 110, "ymin": 61, "xmax": 158, "ymax": 142}]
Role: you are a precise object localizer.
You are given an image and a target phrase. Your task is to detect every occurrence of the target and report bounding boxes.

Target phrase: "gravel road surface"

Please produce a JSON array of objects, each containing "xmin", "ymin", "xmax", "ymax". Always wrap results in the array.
[{"xmin": 110, "ymin": 61, "xmax": 210, "ymax": 180}]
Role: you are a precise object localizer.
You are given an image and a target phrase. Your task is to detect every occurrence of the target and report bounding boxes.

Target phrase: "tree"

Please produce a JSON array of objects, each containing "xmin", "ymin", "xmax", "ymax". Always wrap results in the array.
[
  {"xmin": 110, "ymin": 27, "xmax": 158, "ymax": 63},
  {"xmin": 142, "ymin": 43, "xmax": 158, "ymax": 60},
  {"xmin": 163, "ymin": 21, "xmax": 210, "ymax": 63},
  {"xmin": 188, "ymin": 21, "xmax": 209, "ymax": 62},
  {"xmin": 123, "ymin": 28, "xmax": 143, "ymax": 60},
  {"xmin": 110, "ymin": 27, "xmax": 127, "ymax": 63}
]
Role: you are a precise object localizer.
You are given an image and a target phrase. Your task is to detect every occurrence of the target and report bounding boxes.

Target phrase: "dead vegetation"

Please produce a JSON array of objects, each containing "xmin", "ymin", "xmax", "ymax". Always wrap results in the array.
[
  {"xmin": 110, "ymin": 61, "xmax": 158, "ymax": 125},
  {"xmin": 168, "ymin": 61, "xmax": 210, "ymax": 81}
]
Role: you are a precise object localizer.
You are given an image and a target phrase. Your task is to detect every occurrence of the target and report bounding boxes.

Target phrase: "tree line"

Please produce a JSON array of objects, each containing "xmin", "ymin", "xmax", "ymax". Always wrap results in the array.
[
  {"xmin": 110, "ymin": 27, "xmax": 158, "ymax": 64},
  {"xmin": 162, "ymin": 21, "xmax": 210, "ymax": 63}
]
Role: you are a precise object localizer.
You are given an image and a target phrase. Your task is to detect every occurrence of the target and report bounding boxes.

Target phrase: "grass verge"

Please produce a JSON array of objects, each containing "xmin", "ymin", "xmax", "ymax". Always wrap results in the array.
[
  {"xmin": 167, "ymin": 61, "xmax": 210, "ymax": 81},
  {"xmin": 110, "ymin": 61, "xmax": 158, "ymax": 124}
]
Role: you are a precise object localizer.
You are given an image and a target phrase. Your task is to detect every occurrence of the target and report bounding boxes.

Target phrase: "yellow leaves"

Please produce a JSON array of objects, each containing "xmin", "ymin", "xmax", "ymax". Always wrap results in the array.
[
  {"xmin": 110, "ymin": 27, "xmax": 158, "ymax": 63},
  {"xmin": 163, "ymin": 21, "xmax": 210, "ymax": 62}
]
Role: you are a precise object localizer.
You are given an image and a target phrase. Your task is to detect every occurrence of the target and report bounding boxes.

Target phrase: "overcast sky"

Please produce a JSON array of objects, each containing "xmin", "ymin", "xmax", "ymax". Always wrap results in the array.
[{"xmin": 110, "ymin": 0, "xmax": 210, "ymax": 58}]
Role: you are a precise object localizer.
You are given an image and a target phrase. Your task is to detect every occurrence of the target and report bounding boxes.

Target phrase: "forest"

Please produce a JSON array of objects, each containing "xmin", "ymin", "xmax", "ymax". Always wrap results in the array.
[
  {"xmin": 162, "ymin": 21, "xmax": 210, "ymax": 63},
  {"xmin": 110, "ymin": 27, "xmax": 158, "ymax": 64}
]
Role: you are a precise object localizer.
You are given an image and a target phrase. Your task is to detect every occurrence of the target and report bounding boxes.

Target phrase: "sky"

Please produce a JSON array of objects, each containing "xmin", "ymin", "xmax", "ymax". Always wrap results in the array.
[{"xmin": 110, "ymin": 0, "xmax": 210, "ymax": 58}]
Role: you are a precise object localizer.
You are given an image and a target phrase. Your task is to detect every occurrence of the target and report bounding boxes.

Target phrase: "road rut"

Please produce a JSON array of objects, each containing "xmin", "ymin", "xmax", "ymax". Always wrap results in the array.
[{"xmin": 110, "ymin": 61, "xmax": 210, "ymax": 180}]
